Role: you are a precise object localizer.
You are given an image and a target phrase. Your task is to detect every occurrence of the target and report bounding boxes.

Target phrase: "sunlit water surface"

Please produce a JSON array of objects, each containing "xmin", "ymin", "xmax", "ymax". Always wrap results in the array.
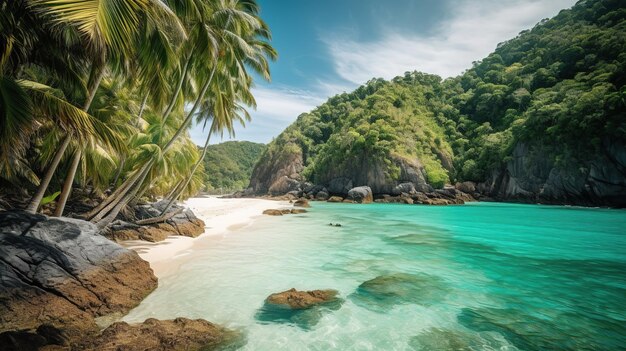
[{"xmin": 123, "ymin": 202, "xmax": 626, "ymax": 350}]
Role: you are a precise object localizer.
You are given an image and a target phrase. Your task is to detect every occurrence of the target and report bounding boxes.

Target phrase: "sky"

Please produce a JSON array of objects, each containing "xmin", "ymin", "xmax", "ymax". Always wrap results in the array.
[{"xmin": 189, "ymin": 0, "xmax": 578, "ymax": 145}]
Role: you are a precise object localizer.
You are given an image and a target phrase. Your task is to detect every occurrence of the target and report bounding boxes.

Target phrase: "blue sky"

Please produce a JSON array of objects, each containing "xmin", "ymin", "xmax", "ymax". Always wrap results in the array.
[{"xmin": 189, "ymin": 0, "xmax": 577, "ymax": 145}]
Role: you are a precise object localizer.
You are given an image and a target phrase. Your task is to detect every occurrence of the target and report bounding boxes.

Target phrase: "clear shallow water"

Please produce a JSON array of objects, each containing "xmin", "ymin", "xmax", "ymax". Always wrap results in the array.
[{"xmin": 123, "ymin": 202, "xmax": 626, "ymax": 350}]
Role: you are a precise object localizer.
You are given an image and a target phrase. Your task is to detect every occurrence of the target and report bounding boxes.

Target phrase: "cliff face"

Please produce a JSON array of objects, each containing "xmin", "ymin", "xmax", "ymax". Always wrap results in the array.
[
  {"xmin": 480, "ymin": 139, "xmax": 626, "ymax": 207},
  {"xmin": 248, "ymin": 143, "xmax": 304, "ymax": 195},
  {"xmin": 246, "ymin": 0, "xmax": 625, "ymax": 207}
]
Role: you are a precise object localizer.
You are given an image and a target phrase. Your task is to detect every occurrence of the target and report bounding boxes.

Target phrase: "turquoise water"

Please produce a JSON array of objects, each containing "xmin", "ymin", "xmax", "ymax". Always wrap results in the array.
[{"xmin": 123, "ymin": 202, "xmax": 626, "ymax": 350}]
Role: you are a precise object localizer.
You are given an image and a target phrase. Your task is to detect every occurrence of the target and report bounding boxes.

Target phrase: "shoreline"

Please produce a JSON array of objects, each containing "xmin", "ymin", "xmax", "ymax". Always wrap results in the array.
[{"xmin": 121, "ymin": 196, "xmax": 291, "ymax": 277}]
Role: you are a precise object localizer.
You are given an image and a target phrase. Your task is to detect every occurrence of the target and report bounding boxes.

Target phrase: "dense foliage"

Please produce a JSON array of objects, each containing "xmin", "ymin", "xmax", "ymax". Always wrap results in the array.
[
  {"xmin": 203, "ymin": 141, "xmax": 265, "ymax": 193},
  {"xmin": 258, "ymin": 0, "xmax": 625, "ymax": 189},
  {"xmin": 0, "ymin": 0, "xmax": 275, "ymax": 225}
]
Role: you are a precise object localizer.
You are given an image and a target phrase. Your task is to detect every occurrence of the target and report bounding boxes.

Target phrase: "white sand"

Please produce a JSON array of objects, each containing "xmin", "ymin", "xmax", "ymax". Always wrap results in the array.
[{"xmin": 121, "ymin": 196, "xmax": 290, "ymax": 276}]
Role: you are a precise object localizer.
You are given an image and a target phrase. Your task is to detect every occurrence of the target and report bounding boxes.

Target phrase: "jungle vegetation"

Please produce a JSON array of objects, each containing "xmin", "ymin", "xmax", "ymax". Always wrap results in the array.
[
  {"xmin": 256, "ymin": 0, "xmax": 625, "ymax": 189},
  {"xmin": 0, "ymin": 0, "xmax": 276, "ymax": 226}
]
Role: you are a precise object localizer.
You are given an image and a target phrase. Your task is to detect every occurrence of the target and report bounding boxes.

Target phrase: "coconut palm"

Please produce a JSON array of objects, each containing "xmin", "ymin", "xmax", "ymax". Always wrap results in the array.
[
  {"xmin": 91, "ymin": 0, "xmax": 276, "ymax": 227},
  {"xmin": 28, "ymin": 0, "xmax": 185, "ymax": 216}
]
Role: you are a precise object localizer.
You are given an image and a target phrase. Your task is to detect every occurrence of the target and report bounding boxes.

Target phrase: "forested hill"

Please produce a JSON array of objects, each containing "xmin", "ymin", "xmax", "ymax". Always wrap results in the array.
[
  {"xmin": 248, "ymin": 0, "xmax": 626, "ymax": 207},
  {"xmin": 203, "ymin": 141, "xmax": 265, "ymax": 193}
]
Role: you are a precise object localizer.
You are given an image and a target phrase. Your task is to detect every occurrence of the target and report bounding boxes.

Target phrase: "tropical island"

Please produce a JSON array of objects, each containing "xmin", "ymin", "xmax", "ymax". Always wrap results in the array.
[{"xmin": 1, "ymin": 0, "xmax": 625, "ymax": 350}]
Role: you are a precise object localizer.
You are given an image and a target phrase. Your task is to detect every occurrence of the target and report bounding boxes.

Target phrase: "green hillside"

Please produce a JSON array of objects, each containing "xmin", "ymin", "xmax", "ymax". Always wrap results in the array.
[
  {"xmin": 249, "ymin": 0, "xmax": 626, "ymax": 206},
  {"xmin": 203, "ymin": 141, "xmax": 266, "ymax": 193}
]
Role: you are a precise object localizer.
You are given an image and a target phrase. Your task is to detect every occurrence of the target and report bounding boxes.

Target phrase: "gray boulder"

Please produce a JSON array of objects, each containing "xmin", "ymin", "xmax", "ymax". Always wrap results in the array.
[
  {"xmin": 392, "ymin": 182, "xmax": 416, "ymax": 195},
  {"xmin": 0, "ymin": 211, "xmax": 157, "ymax": 340},
  {"xmin": 347, "ymin": 186, "xmax": 373, "ymax": 204},
  {"xmin": 316, "ymin": 191, "xmax": 329, "ymax": 201}
]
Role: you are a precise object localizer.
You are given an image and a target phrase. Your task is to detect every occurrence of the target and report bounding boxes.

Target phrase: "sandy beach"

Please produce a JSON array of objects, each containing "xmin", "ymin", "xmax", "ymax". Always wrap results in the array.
[{"xmin": 121, "ymin": 196, "xmax": 290, "ymax": 276}]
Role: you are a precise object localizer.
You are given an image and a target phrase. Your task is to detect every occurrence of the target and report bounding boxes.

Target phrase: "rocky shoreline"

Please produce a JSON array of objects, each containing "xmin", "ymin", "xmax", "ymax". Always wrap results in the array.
[
  {"xmin": 238, "ymin": 181, "xmax": 477, "ymax": 206},
  {"xmin": 0, "ymin": 206, "xmax": 238, "ymax": 350}
]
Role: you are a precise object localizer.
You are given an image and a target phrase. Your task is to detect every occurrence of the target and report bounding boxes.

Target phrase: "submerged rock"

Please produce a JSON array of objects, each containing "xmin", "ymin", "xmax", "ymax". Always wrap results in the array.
[
  {"xmin": 290, "ymin": 208, "xmax": 308, "ymax": 214},
  {"xmin": 256, "ymin": 288, "xmax": 343, "ymax": 329},
  {"xmin": 75, "ymin": 318, "xmax": 243, "ymax": 351},
  {"xmin": 349, "ymin": 273, "xmax": 448, "ymax": 312},
  {"xmin": 0, "ymin": 211, "xmax": 157, "ymax": 344},
  {"xmin": 409, "ymin": 328, "xmax": 494, "ymax": 351}
]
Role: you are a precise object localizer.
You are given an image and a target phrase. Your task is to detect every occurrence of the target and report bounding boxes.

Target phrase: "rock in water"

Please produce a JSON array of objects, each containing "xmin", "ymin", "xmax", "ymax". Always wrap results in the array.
[
  {"xmin": 327, "ymin": 196, "xmax": 344, "ymax": 203},
  {"xmin": 75, "ymin": 318, "xmax": 243, "ymax": 351},
  {"xmin": 262, "ymin": 209, "xmax": 284, "ymax": 216},
  {"xmin": 0, "ymin": 211, "xmax": 157, "ymax": 342},
  {"xmin": 347, "ymin": 186, "xmax": 374, "ymax": 204},
  {"xmin": 256, "ymin": 288, "xmax": 343, "ymax": 329},
  {"xmin": 349, "ymin": 273, "xmax": 448, "ymax": 312},
  {"xmin": 293, "ymin": 198, "xmax": 310, "ymax": 208},
  {"xmin": 265, "ymin": 288, "xmax": 339, "ymax": 309}
]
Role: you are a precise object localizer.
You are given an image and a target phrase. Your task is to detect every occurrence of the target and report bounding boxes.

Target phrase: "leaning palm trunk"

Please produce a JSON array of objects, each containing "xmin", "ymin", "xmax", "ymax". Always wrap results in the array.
[
  {"xmin": 25, "ymin": 135, "xmax": 72, "ymax": 213},
  {"xmin": 53, "ymin": 68, "xmax": 105, "ymax": 216},
  {"xmin": 95, "ymin": 174, "xmax": 146, "ymax": 229},
  {"xmin": 160, "ymin": 127, "xmax": 212, "ymax": 216},
  {"xmin": 162, "ymin": 54, "xmax": 191, "ymax": 124},
  {"xmin": 53, "ymin": 150, "xmax": 81, "ymax": 216},
  {"xmin": 88, "ymin": 161, "xmax": 152, "ymax": 222},
  {"xmin": 91, "ymin": 66, "xmax": 216, "ymax": 226}
]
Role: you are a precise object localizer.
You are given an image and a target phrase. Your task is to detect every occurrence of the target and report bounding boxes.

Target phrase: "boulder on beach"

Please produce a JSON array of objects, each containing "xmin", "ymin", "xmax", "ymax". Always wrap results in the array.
[
  {"xmin": 74, "ymin": 318, "xmax": 243, "ymax": 351},
  {"xmin": 291, "ymin": 208, "xmax": 308, "ymax": 214},
  {"xmin": 347, "ymin": 186, "xmax": 373, "ymax": 204},
  {"xmin": 106, "ymin": 201, "xmax": 205, "ymax": 243},
  {"xmin": 0, "ymin": 211, "xmax": 157, "ymax": 344},
  {"xmin": 327, "ymin": 196, "xmax": 344, "ymax": 203},
  {"xmin": 262, "ymin": 209, "xmax": 283, "ymax": 216},
  {"xmin": 256, "ymin": 288, "xmax": 343, "ymax": 329}
]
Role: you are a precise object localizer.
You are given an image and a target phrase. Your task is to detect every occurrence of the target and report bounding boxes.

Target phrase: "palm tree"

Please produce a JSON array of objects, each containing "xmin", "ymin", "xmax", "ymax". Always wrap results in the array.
[
  {"xmin": 91, "ymin": 0, "xmax": 276, "ymax": 227},
  {"xmin": 26, "ymin": 0, "xmax": 184, "ymax": 215}
]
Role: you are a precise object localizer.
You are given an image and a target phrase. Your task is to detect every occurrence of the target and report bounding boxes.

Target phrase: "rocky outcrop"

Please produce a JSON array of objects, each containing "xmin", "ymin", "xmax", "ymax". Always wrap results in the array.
[
  {"xmin": 75, "ymin": 318, "xmax": 241, "ymax": 351},
  {"xmin": 0, "ymin": 211, "xmax": 157, "ymax": 342},
  {"xmin": 479, "ymin": 140, "xmax": 626, "ymax": 207},
  {"xmin": 265, "ymin": 288, "xmax": 340, "ymax": 310},
  {"xmin": 347, "ymin": 186, "xmax": 374, "ymax": 204},
  {"xmin": 248, "ymin": 143, "xmax": 304, "ymax": 195},
  {"xmin": 106, "ymin": 201, "xmax": 205, "ymax": 242}
]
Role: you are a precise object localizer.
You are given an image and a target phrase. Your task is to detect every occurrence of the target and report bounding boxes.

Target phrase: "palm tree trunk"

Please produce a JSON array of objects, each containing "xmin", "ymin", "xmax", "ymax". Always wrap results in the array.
[
  {"xmin": 160, "ymin": 128, "xmax": 212, "ymax": 215},
  {"xmin": 162, "ymin": 54, "xmax": 191, "ymax": 124},
  {"xmin": 52, "ymin": 66, "xmax": 105, "ymax": 217},
  {"xmin": 96, "ymin": 176, "xmax": 144, "ymax": 229},
  {"xmin": 53, "ymin": 149, "xmax": 81, "ymax": 216},
  {"xmin": 92, "ymin": 65, "xmax": 214, "ymax": 227},
  {"xmin": 137, "ymin": 94, "xmax": 149, "ymax": 124},
  {"xmin": 95, "ymin": 163, "xmax": 152, "ymax": 228},
  {"xmin": 163, "ymin": 65, "xmax": 215, "ymax": 153},
  {"xmin": 88, "ymin": 162, "xmax": 152, "ymax": 222},
  {"xmin": 110, "ymin": 93, "xmax": 147, "ymax": 188},
  {"xmin": 25, "ymin": 134, "xmax": 72, "ymax": 213}
]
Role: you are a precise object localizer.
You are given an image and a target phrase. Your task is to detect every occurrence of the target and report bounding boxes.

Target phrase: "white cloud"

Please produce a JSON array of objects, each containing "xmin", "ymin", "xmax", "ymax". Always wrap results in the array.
[
  {"xmin": 324, "ymin": 0, "xmax": 577, "ymax": 84},
  {"xmin": 189, "ymin": 85, "xmax": 325, "ymax": 145}
]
